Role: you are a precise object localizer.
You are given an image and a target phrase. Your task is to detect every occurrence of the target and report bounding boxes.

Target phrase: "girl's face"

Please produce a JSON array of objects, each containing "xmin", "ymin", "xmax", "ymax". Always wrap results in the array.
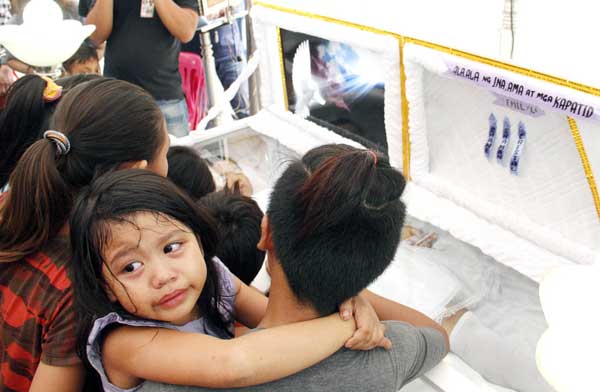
[{"xmin": 102, "ymin": 212, "xmax": 207, "ymax": 325}]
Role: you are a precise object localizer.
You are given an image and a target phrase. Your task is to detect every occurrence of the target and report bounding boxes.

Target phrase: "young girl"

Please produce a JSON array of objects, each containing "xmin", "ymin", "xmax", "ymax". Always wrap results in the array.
[
  {"xmin": 68, "ymin": 169, "xmax": 387, "ymax": 391},
  {"xmin": 0, "ymin": 77, "xmax": 383, "ymax": 392}
]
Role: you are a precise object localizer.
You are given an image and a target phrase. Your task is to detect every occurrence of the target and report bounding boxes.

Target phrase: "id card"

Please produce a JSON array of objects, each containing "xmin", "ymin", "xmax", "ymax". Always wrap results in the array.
[{"xmin": 140, "ymin": 0, "xmax": 155, "ymax": 18}]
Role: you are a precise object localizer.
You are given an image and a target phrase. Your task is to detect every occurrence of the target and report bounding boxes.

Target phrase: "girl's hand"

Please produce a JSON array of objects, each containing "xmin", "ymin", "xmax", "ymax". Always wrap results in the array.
[{"xmin": 339, "ymin": 295, "xmax": 392, "ymax": 351}]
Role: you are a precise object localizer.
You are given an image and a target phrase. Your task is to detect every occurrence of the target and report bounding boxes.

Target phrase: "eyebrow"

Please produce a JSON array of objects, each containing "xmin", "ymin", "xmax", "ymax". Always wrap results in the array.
[{"xmin": 108, "ymin": 227, "xmax": 188, "ymax": 265}]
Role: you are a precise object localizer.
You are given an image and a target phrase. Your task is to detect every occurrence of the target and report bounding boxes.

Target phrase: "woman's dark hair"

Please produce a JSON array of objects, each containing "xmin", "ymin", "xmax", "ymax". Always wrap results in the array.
[
  {"xmin": 167, "ymin": 146, "xmax": 216, "ymax": 200},
  {"xmin": 56, "ymin": 73, "xmax": 103, "ymax": 90},
  {"xmin": 0, "ymin": 75, "xmax": 58, "ymax": 189},
  {"xmin": 268, "ymin": 144, "xmax": 406, "ymax": 316},
  {"xmin": 0, "ymin": 78, "xmax": 165, "ymax": 262},
  {"xmin": 69, "ymin": 169, "xmax": 231, "ymax": 361}
]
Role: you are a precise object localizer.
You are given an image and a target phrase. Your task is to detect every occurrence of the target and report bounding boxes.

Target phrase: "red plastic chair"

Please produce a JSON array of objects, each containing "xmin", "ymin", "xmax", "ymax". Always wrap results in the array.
[{"xmin": 178, "ymin": 51, "xmax": 207, "ymax": 130}]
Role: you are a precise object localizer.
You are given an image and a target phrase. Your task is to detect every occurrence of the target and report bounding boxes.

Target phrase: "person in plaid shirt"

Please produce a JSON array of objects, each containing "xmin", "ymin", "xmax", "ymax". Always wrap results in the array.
[{"xmin": 0, "ymin": 78, "xmax": 172, "ymax": 392}]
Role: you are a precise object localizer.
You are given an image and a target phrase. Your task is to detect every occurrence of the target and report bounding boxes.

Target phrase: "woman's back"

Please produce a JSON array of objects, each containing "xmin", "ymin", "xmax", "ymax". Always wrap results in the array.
[
  {"xmin": 0, "ymin": 237, "xmax": 78, "ymax": 391},
  {"xmin": 0, "ymin": 78, "xmax": 168, "ymax": 391}
]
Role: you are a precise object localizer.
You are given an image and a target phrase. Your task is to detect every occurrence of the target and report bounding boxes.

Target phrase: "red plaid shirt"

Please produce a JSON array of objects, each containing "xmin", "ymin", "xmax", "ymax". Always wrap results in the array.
[{"xmin": 0, "ymin": 237, "xmax": 80, "ymax": 392}]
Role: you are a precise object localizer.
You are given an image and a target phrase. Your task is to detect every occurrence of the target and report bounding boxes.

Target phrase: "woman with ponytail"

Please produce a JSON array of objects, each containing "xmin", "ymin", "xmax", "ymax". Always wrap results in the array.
[{"xmin": 0, "ymin": 78, "xmax": 170, "ymax": 392}]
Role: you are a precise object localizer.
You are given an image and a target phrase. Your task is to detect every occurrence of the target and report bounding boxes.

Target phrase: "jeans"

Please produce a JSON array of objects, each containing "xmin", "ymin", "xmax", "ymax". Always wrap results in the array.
[{"xmin": 157, "ymin": 98, "xmax": 189, "ymax": 137}]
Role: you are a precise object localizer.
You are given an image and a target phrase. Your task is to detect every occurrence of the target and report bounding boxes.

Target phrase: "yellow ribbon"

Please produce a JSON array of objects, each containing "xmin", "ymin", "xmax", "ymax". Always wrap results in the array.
[{"xmin": 40, "ymin": 76, "xmax": 62, "ymax": 102}]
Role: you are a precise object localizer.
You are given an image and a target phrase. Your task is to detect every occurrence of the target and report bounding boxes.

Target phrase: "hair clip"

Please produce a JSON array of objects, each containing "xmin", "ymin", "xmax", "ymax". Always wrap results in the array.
[
  {"xmin": 43, "ymin": 130, "xmax": 71, "ymax": 156},
  {"xmin": 40, "ymin": 76, "xmax": 62, "ymax": 102},
  {"xmin": 496, "ymin": 116, "xmax": 511, "ymax": 162},
  {"xmin": 484, "ymin": 113, "xmax": 497, "ymax": 158},
  {"xmin": 510, "ymin": 122, "xmax": 526, "ymax": 175}
]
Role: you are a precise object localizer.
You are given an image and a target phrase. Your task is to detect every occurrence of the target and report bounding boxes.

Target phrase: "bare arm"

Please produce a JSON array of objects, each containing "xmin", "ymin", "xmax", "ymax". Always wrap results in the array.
[
  {"xmin": 232, "ymin": 275, "xmax": 268, "ymax": 328},
  {"xmin": 154, "ymin": 0, "xmax": 198, "ymax": 43},
  {"xmin": 85, "ymin": 0, "xmax": 114, "ymax": 44},
  {"xmin": 6, "ymin": 58, "xmax": 33, "ymax": 74},
  {"xmin": 29, "ymin": 362, "xmax": 85, "ymax": 392},
  {"xmin": 103, "ymin": 314, "xmax": 355, "ymax": 388},
  {"xmin": 361, "ymin": 289, "xmax": 449, "ymax": 352}
]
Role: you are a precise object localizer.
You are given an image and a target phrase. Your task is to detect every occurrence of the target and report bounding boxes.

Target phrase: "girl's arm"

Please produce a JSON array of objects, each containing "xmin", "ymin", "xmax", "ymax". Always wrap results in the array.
[
  {"xmin": 232, "ymin": 277, "xmax": 392, "ymax": 350},
  {"xmin": 361, "ymin": 289, "xmax": 449, "ymax": 352},
  {"xmin": 102, "ymin": 314, "xmax": 355, "ymax": 388},
  {"xmin": 232, "ymin": 276, "xmax": 268, "ymax": 328}
]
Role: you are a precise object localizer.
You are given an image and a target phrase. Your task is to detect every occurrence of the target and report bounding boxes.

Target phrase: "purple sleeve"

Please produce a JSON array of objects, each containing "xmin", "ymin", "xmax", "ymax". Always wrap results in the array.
[{"xmin": 211, "ymin": 257, "xmax": 238, "ymax": 320}]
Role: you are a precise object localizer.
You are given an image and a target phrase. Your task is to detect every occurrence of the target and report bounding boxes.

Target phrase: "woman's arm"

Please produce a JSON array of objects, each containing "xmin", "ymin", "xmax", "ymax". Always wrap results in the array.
[
  {"xmin": 29, "ymin": 362, "xmax": 85, "ymax": 392},
  {"xmin": 102, "ymin": 314, "xmax": 355, "ymax": 388}
]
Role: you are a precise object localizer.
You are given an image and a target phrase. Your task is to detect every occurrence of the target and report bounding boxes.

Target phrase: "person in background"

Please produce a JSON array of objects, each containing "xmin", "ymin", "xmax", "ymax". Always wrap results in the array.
[
  {"xmin": 80, "ymin": 0, "xmax": 199, "ymax": 137},
  {"xmin": 0, "ymin": 75, "xmax": 62, "ymax": 192},
  {"xmin": 199, "ymin": 187, "xmax": 265, "ymax": 285},
  {"xmin": 167, "ymin": 145, "xmax": 215, "ymax": 200},
  {"xmin": 62, "ymin": 39, "xmax": 100, "ymax": 76}
]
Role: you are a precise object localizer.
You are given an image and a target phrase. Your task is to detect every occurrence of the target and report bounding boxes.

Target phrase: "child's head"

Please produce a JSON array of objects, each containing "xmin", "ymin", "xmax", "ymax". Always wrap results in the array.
[
  {"xmin": 0, "ymin": 75, "xmax": 60, "ymax": 189},
  {"xmin": 0, "ymin": 78, "xmax": 169, "ymax": 262},
  {"xmin": 199, "ymin": 188, "xmax": 265, "ymax": 285},
  {"xmin": 167, "ymin": 145, "xmax": 216, "ymax": 200},
  {"xmin": 62, "ymin": 39, "xmax": 100, "ymax": 75},
  {"xmin": 265, "ymin": 144, "xmax": 406, "ymax": 315},
  {"xmin": 69, "ymin": 169, "xmax": 230, "ymax": 332}
]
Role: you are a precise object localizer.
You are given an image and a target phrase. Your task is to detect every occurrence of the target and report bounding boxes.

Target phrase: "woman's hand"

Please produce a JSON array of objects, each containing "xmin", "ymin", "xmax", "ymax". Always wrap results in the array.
[{"xmin": 339, "ymin": 295, "xmax": 392, "ymax": 351}]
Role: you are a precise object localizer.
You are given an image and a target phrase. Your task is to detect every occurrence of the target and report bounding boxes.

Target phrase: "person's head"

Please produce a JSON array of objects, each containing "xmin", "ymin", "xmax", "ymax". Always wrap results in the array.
[
  {"xmin": 0, "ymin": 75, "xmax": 60, "ymax": 189},
  {"xmin": 200, "ymin": 187, "xmax": 265, "ymax": 285},
  {"xmin": 0, "ymin": 78, "xmax": 169, "ymax": 262},
  {"xmin": 62, "ymin": 39, "xmax": 100, "ymax": 75},
  {"xmin": 261, "ymin": 144, "xmax": 406, "ymax": 316},
  {"xmin": 167, "ymin": 146, "xmax": 215, "ymax": 200},
  {"xmin": 69, "ymin": 170, "xmax": 230, "ymax": 355}
]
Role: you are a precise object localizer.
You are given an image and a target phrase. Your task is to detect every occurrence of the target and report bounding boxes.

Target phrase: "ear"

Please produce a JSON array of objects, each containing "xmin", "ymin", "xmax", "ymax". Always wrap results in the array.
[
  {"xmin": 256, "ymin": 215, "xmax": 274, "ymax": 251},
  {"xmin": 119, "ymin": 159, "xmax": 148, "ymax": 171}
]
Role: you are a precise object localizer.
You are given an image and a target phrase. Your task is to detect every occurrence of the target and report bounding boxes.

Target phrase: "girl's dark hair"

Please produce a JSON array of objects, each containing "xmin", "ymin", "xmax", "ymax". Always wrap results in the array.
[
  {"xmin": 167, "ymin": 146, "xmax": 216, "ymax": 200},
  {"xmin": 0, "ymin": 75, "xmax": 58, "ymax": 189},
  {"xmin": 268, "ymin": 144, "xmax": 406, "ymax": 316},
  {"xmin": 0, "ymin": 78, "xmax": 165, "ymax": 262},
  {"xmin": 69, "ymin": 169, "xmax": 230, "ymax": 361}
]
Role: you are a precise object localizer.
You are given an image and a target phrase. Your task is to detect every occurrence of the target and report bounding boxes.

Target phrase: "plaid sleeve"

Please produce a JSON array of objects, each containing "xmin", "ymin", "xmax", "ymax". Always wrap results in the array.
[
  {"xmin": 41, "ymin": 291, "xmax": 81, "ymax": 366},
  {"xmin": 0, "ymin": 0, "xmax": 11, "ymax": 25}
]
